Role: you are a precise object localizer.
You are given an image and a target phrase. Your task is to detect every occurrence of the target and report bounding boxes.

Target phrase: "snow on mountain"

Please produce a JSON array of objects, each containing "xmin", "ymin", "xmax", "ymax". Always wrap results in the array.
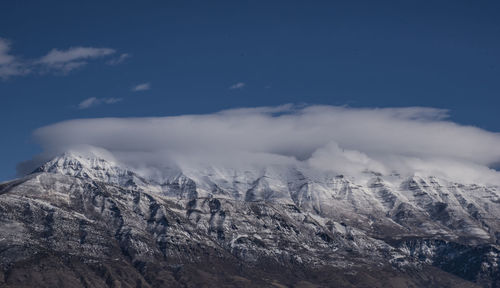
[
  {"xmin": 1, "ymin": 149, "xmax": 499, "ymax": 286},
  {"xmin": 35, "ymin": 150, "xmax": 500, "ymax": 243}
]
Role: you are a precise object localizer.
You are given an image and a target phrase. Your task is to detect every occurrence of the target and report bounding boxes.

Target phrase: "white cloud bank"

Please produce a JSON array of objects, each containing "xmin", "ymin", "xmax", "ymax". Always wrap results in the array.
[{"xmin": 26, "ymin": 105, "xmax": 500, "ymax": 185}]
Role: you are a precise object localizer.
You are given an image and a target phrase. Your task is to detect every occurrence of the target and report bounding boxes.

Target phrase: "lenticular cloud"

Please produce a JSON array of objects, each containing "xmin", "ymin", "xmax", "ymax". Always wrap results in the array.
[{"xmin": 28, "ymin": 105, "xmax": 500, "ymax": 185}]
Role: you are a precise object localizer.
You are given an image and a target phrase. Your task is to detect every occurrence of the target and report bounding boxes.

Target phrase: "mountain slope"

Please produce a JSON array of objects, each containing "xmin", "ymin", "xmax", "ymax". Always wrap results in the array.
[{"xmin": 0, "ymin": 151, "xmax": 499, "ymax": 287}]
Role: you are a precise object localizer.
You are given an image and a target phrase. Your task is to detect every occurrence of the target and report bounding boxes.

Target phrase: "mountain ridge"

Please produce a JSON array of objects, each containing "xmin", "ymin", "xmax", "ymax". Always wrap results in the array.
[
  {"xmin": 0, "ymin": 150, "xmax": 499, "ymax": 287},
  {"xmin": 35, "ymin": 151, "xmax": 500, "ymax": 243}
]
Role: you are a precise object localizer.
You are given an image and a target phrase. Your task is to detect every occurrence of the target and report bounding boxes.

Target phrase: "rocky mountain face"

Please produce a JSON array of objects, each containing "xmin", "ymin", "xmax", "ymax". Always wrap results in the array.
[{"xmin": 0, "ymin": 151, "xmax": 499, "ymax": 287}]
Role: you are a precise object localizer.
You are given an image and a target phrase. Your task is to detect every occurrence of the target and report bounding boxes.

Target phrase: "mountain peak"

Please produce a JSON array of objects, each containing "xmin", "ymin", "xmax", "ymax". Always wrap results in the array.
[{"xmin": 35, "ymin": 150, "xmax": 146, "ymax": 188}]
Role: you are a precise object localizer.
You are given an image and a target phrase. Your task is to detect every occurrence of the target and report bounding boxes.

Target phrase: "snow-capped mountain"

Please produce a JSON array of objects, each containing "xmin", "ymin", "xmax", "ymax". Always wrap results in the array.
[{"xmin": 1, "ymin": 150, "xmax": 499, "ymax": 287}]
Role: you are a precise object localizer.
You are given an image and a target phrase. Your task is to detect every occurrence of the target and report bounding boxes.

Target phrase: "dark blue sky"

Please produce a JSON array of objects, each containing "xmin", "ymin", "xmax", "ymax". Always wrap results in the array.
[{"xmin": 1, "ymin": 0, "xmax": 499, "ymax": 181}]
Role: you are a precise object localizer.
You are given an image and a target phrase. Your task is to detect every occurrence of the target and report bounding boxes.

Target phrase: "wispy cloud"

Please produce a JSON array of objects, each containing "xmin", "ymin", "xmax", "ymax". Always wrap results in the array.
[
  {"xmin": 0, "ymin": 38, "xmax": 14, "ymax": 66},
  {"xmin": 106, "ymin": 53, "xmax": 131, "ymax": 65},
  {"xmin": 229, "ymin": 82, "xmax": 245, "ymax": 89},
  {"xmin": 78, "ymin": 97, "xmax": 122, "ymax": 109},
  {"xmin": 0, "ymin": 38, "xmax": 29, "ymax": 79},
  {"xmin": 132, "ymin": 82, "xmax": 151, "ymax": 91},
  {"xmin": 0, "ymin": 37, "xmax": 124, "ymax": 79},
  {"xmin": 37, "ymin": 47, "xmax": 115, "ymax": 73}
]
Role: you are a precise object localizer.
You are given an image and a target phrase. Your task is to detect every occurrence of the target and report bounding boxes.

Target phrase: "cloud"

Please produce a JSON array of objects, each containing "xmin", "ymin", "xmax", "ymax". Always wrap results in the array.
[
  {"xmin": 229, "ymin": 82, "xmax": 245, "ymax": 89},
  {"xmin": 27, "ymin": 105, "xmax": 500, "ymax": 185},
  {"xmin": 132, "ymin": 82, "xmax": 151, "ymax": 91},
  {"xmin": 78, "ymin": 97, "xmax": 122, "ymax": 109},
  {"xmin": 0, "ymin": 38, "xmax": 29, "ymax": 79},
  {"xmin": 0, "ymin": 38, "xmax": 14, "ymax": 65},
  {"xmin": 37, "ymin": 47, "xmax": 115, "ymax": 73},
  {"xmin": 0, "ymin": 37, "xmax": 121, "ymax": 78},
  {"xmin": 106, "ymin": 53, "xmax": 131, "ymax": 65}
]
